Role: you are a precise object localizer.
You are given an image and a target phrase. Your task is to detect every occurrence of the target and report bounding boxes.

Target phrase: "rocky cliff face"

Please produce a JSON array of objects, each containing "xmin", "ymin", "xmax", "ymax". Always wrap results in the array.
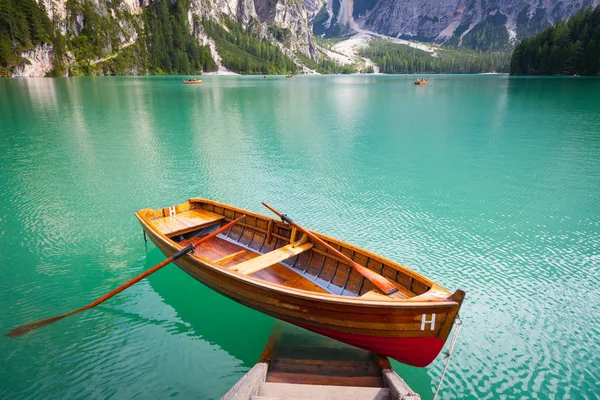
[
  {"xmin": 315, "ymin": 0, "xmax": 599, "ymax": 47},
  {"xmin": 191, "ymin": 0, "xmax": 315, "ymax": 55},
  {"xmin": 257, "ymin": 0, "xmax": 315, "ymax": 56},
  {"xmin": 13, "ymin": 44, "xmax": 55, "ymax": 77},
  {"xmin": 14, "ymin": 0, "xmax": 317, "ymax": 77}
]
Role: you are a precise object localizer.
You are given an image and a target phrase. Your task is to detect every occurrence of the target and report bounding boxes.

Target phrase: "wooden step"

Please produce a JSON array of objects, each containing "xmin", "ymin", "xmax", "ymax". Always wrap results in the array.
[
  {"xmin": 274, "ymin": 344, "xmax": 373, "ymax": 363},
  {"xmin": 228, "ymin": 243, "xmax": 313, "ymax": 275},
  {"xmin": 258, "ymin": 382, "xmax": 390, "ymax": 400},
  {"xmin": 250, "ymin": 397, "xmax": 314, "ymax": 400},
  {"xmin": 270, "ymin": 357, "xmax": 381, "ymax": 377},
  {"xmin": 266, "ymin": 372, "xmax": 383, "ymax": 388},
  {"xmin": 250, "ymin": 397, "xmax": 313, "ymax": 400}
]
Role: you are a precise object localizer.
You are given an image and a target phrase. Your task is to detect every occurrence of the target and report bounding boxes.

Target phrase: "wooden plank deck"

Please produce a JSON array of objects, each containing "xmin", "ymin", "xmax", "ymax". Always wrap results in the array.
[
  {"xmin": 150, "ymin": 209, "xmax": 224, "ymax": 237},
  {"xmin": 221, "ymin": 322, "xmax": 421, "ymax": 400}
]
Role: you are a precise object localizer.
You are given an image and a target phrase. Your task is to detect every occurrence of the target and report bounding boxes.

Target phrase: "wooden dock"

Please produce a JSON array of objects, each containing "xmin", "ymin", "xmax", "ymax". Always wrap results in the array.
[{"xmin": 222, "ymin": 322, "xmax": 420, "ymax": 400}]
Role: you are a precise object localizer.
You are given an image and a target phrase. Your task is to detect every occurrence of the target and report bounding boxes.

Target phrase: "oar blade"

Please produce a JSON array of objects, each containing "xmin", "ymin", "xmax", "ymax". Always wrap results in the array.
[
  {"xmin": 6, "ymin": 314, "xmax": 68, "ymax": 337},
  {"xmin": 358, "ymin": 266, "xmax": 399, "ymax": 294}
]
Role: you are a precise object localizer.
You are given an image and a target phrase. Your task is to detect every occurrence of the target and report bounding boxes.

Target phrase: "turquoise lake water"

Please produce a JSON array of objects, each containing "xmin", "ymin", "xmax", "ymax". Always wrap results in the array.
[{"xmin": 0, "ymin": 75, "xmax": 599, "ymax": 399}]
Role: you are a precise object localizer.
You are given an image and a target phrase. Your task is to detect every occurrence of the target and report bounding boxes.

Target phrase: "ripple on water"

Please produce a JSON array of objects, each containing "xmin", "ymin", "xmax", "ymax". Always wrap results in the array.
[{"xmin": 1, "ymin": 76, "xmax": 599, "ymax": 399}]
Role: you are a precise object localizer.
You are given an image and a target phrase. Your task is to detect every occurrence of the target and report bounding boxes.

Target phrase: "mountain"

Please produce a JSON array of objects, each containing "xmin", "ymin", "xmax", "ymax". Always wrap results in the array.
[
  {"xmin": 1, "ymin": 0, "xmax": 323, "ymax": 77},
  {"xmin": 313, "ymin": 0, "xmax": 599, "ymax": 50},
  {"xmin": 2, "ymin": 0, "xmax": 598, "ymax": 76},
  {"xmin": 510, "ymin": 6, "xmax": 600, "ymax": 75}
]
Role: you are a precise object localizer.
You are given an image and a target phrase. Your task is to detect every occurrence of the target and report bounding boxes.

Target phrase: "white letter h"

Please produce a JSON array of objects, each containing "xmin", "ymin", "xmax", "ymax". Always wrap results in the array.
[{"xmin": 421, "ymin": 313, "xmax": 436, "ymax": 331}]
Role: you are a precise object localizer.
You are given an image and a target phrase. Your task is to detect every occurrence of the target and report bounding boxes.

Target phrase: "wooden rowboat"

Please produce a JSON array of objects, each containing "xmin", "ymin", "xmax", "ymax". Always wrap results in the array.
[
  {"xmin": 183, "ymin": 79, "xmax": 202, "ymax": 84},
  {"xmin": 414, "ymin": 79, "xmax": 428, "ymax": 85},
  {"xmin": 135, "ymin": 198, "xmax": 465, "ymax": 367}
]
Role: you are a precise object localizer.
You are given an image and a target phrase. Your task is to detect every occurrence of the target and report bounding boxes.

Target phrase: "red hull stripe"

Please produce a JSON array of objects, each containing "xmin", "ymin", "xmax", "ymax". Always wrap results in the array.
[{"xmin": 296, "ymin": 323, "xmax": 445, "ymax": 367}]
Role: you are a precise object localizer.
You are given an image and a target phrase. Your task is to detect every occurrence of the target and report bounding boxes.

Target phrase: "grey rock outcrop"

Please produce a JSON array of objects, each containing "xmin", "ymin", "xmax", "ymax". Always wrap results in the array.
[{"xmin": 315, "ymin": 0, "xmax": 599, "ymax": 45}]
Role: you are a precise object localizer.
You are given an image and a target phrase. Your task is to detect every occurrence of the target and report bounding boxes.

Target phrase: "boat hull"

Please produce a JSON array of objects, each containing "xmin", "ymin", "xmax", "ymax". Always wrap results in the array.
[
  {"xmin": 297, "ymin": 324, "xmax": 444, "ymax": 367},
  {"xmin": 136, "ymin": 199, "xmax": 465, "ymax": 367}
]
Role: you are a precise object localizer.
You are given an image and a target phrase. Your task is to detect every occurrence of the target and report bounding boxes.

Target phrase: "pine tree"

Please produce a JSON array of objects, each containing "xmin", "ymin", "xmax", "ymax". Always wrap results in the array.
[{"xmin": 510, "ymin": 6, "xmax": 600, "ymax": 75}]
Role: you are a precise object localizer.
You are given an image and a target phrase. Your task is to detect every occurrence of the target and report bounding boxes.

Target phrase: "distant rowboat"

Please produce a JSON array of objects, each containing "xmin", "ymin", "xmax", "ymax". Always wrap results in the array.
[
  {"xmin": 135, "ymin": 198, "xmax": 465, "ymax": 367},
  {"xmin": 414, "ymin": 78, "xmax": 428, "ymax": 85},
  {"xmin": 183, "ymin": 79, "xmax": 202, "ymax": 84}
]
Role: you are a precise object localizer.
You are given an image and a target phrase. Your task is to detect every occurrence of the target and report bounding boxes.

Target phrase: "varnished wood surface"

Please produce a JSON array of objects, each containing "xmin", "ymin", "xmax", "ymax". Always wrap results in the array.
[
  {"xmin": 145, "ymin": 234, "xmax": 456, "ymax": 337},
  {"xmin": 266, "ymin": 372, "xmax": 383, "ymax": 387},
  {"xmin": 361, "ymin": 289, "xmax": 408, "ymax": 300},
  {"xmin": 221, "ymin": 323, "xmax": 420, "ymax": 399},
  {"xmin": 214, "ymin": 250, "xmax": 247, "ymax": 265},
  {"xmin": 258, "ymin": 383, "xmax": 391, "ymax": 399},
  {"xmin": 229, "ymin": 242, "xmax": 313, "ymax": 275},
  {"xmin": 188, "ymin": 198, "xmax": 448, "ymax": 300},
  {"xmin": 135, "ymin": 198, "xmax": 465, "ymax": 352},
  {"xmin": 180, "ymin": 235, "xmax": 329, "ymax": 294},
  {"xmin": 150, "ymin": 209, "xmax": 223, "ymax": 237},
  {"xmin": 221, "ymin": 363, "xmax": 267, "ymax": 400},
  {"xmin": 265, "ymin": 324, "xmax": 384, "ymax": 388}
]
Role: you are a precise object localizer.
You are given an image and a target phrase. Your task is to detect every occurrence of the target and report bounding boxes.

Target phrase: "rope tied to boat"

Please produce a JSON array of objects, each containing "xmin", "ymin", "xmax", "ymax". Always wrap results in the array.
[{"xmin": 433, "ymin": 315, "xmax": 463, "ymax": 400}]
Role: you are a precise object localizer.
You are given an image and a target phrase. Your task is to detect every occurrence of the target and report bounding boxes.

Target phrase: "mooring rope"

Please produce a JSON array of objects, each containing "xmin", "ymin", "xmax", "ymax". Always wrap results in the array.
[{"xmin": 433, "ymin": 315, "xmax": 463, "ymax": 400}]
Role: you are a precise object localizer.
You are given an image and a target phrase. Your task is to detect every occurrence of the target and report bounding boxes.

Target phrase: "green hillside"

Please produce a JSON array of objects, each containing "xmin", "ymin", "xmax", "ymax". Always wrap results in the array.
[
  {"xmin": 510, "ymin": 7, "xmax": 600, "ymax": 75},
  {"xmin": 359, "ymin": 39, "xmax": 510, "ymax": 74},
  {"xmin": 0, "ymin": 0, "xmax": 53, "ymax": 75},
  {"xmin": 0, "ymin": 0, "xmax": 299, "ymax": 77}
]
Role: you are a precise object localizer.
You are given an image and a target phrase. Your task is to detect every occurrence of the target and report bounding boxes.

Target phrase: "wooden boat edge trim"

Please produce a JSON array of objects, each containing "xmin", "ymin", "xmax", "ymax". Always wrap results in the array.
[
  {"xmin": 135, "ymin": 205, "xmax": 459, "ymax": 308},
  {"xmin": 188, "ymin": 197, "xmax": 449, "ymax": 295}
]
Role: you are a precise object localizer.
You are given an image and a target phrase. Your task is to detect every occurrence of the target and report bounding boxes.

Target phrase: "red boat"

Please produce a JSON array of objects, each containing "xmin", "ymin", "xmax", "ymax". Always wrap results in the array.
[{"xmin": 135, "ymin": 198, "xmax": 465, "ymax": 367}]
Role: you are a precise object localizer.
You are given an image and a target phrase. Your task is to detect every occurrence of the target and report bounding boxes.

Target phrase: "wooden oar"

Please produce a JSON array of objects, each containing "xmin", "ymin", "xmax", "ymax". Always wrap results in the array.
[
  {"xmin": 261, "ymin": 203, "xmax": 398, "ymax": 295},
  {"xmin": 6, "ymin": 215, "xmax": 245, "ymax": 337}
]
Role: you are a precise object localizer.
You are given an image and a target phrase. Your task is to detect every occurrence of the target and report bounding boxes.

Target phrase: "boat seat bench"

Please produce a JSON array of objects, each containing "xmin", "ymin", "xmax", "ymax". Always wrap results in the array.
[
  {"xmin": 151, "ymin": 209, "xmax": 224, "ymax": 237},
  {"xmin": 229, "ymin": 243, "xmax": 314, "ymax": 275}
]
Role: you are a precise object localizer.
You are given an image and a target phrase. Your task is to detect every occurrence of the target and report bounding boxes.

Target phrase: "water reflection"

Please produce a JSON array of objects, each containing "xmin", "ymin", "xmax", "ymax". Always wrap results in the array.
[
  {"xmin": 23, "ymin": 78, "xmax": 60, "ymax": 113},
  {"xmin": 147, "ymin": 248, "xmax": 274, "ymax": 367},
  {"xmin": 1, "ymin": 76, "xmax": 599, "ymax": 400}
]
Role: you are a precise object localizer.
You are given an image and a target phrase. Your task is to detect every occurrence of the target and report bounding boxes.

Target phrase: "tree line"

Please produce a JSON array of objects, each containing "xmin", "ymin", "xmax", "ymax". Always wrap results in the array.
[
  {"xmin": 203, "ymin": 17, "xmax": 297, "ymax": 75},
  {"xmin": 510, "ymin": 6, "xmax": 600, "ymax": 75},
  {"xmin": 143, "ymin": 0, "xmax": 216, "ymax": 74},
  {"xmin": 359, "ymin": 39, "xmax": 510, "ymax": 74},
  {"xmin": 1, "ymin": 0, "xmax": 218, "ymax": 76},
  {"xmin": 0, "ymin": 0, "xmax": 52, "ymax": 76}
]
